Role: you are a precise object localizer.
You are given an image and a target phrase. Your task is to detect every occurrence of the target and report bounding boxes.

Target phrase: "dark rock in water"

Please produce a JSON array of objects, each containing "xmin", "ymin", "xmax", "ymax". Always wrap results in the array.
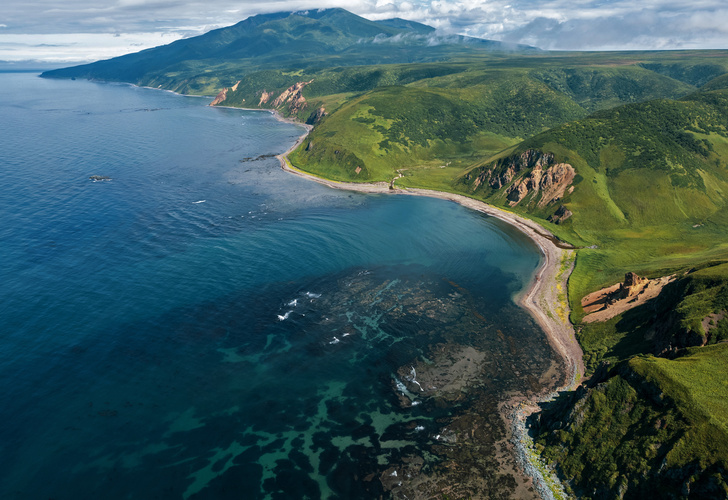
[{"xmin": 89, "ymin": 175, "xmax": 111, "ymax": 182}]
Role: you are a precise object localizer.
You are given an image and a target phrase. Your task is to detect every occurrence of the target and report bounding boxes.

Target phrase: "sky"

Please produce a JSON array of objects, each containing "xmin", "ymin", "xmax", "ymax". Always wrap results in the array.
[{"xmin": 1, "ymin": 0, "xmax": 727, "ymax": 64}]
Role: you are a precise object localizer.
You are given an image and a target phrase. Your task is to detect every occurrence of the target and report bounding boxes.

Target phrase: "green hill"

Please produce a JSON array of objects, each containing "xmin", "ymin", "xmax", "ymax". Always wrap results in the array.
[
  {"xmin": 459, "ymin": 82, "xmax": 728, "ymax": 312},
  {"xmin": 285, "ymin": 61, "xmax": 700, "ymax": 184},
  {"xmin": 533, "ymin": 263, "xmax": 728, "ymax": 499}
]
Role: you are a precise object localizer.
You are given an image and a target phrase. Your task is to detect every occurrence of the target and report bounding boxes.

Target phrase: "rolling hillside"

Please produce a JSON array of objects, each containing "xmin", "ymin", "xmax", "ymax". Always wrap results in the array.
[{"xmin": 460, "ymin": 81, "xmax": 728, "ymax": 312}]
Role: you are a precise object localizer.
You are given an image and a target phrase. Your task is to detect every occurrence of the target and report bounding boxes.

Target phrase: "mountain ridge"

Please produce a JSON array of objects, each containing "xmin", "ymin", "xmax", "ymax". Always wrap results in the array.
[{"xmin": 40, "ymin": 8, "xmax": 537, "ymax": 85}]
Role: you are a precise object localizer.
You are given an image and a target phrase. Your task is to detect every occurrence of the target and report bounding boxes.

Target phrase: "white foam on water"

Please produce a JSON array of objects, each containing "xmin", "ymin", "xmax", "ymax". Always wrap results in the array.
[
  {"xmin": 405, "ymin": 366, "xmax": 424, "ymax": 392},
  {"xmin": 287, "ymin": 298, "xmax": 298, "ymax": 307},
  {"xmin": 305, "ymin": 292, "xmax": 321, "ymax": 298},
  {"xmin": 193, "ymin": 200, "xmax": 206, "ymax": 204},
  {"xmin": 328, "ymin": 337, "xmax": 340, "ymax": 345},
  {"xmin": 277, "ymin": 311, "xmax": 292, "ymax": 321},
  {"xmin": 415, "ymin": 425, "xmax": 425, "ymax": 432}
]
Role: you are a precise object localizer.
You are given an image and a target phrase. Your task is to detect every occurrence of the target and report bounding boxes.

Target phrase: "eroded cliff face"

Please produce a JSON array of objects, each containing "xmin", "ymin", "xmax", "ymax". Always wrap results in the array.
[
  {"xmin": 210, "ymin": 87, "xmax": 229, "ymax": 106},
  {"xmin": 211, "ymin": 80, "xmax": 314, "ymax": 116},
  {"xmin": 210, "ymin": 81, "xmax": 241, "ymax": 106},
  {"xmin": 270, "ymin": 80, "xmax": 313, "ymax": 114},
  {"xmin": 258, "ymin": 91, "xmax": 272, "ymax": 106},
  {"xmin": 467, "ymin": 149, "xmax": 576, "ymax": 212}
]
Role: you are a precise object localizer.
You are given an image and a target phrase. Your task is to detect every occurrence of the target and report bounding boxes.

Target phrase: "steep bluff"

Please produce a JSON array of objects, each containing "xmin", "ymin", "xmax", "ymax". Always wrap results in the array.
[
  {"xmin": 271, "ymin": 80, "xmax": 313, "ymax": 114},
  {"xmin": 532, "ymin": 351, "xmax": 728, "ymax": 499},
  {"xmin": 209, "ymin": 81, "xmax": 241, "ymax": 106},
  {"xmin": 465, "ymin": 149, "xmax": 576, "ymax": 217},
  {"xmin": 212, "ymin": 80, "xmax": 314, "ymax": 117}
]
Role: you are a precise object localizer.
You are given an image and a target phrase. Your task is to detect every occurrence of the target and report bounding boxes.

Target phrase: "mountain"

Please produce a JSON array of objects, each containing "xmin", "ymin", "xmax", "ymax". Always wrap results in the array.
[{"xmin": 40, "ymin": 8, "xmax": 536, "ymax": 89}]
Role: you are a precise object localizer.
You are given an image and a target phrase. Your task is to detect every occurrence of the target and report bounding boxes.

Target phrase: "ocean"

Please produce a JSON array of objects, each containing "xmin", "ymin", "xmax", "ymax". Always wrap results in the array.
[{"xmin": 0, "ymin": 72, "xmax": 556, "ymax": 499}]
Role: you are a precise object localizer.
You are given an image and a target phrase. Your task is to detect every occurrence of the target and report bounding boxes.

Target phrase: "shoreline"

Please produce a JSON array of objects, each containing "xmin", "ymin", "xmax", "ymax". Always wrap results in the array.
[
  {"xmin": 277, "ymin": 123, "xmax": 584, "ymax": 499},
  {"xmin": 276, "ymin": 125, "xmax": 585, "ymax": 387},
  {"xmin": 52, "ymin": 78, "xmax": 580, "ymax": 497}
]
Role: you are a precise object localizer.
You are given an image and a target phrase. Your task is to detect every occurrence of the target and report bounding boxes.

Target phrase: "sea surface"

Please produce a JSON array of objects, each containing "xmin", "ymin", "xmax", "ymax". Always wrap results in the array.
[{"xmin": 0, "ymin": 72, "xmax": 556, "ymax": 499}]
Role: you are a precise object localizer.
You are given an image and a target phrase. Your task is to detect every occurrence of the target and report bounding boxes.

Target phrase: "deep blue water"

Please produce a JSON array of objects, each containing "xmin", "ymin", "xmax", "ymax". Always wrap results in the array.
[{"xmin": 0, "ymin": 73, "xmax": 554, "ymax": 499}]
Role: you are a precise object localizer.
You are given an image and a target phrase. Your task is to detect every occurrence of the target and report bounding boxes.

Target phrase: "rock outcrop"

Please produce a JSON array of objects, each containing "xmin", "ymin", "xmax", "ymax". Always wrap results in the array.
[
  {"xmin": 614, "ymin": 272, "xmax": 648, "ymax": 299},
  {"xmin": 306, "ymin": 107, "xmax": 327, "ymax": 125},
  {"xmin": 548, "ymin": 205, "xmax": 573, "ymax": 224},
  {"xmin": 469, "ymin": 149, "xmax": 575, "ymax": 208},
  {"xmin": 258, "ymin": 91, "xmax": 272, "ymax": 106},
  {"xmin": 271, "ymin": 80, "xmax": 313, "ymax": 114},
  {"xmin": 505, "ymin": 162, "xmax": 576, "ymax": 207},
  {"xmin": 210, "ymin": 87, "xmax": 229, "ymax": 106},
  {"xmin": 473, "ymin": 149, "xmax": 554, "ymax": 190}
]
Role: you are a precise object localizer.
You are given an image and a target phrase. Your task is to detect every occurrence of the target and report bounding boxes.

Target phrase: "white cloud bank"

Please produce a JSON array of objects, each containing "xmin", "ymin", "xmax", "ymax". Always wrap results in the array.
[
  {"xmin": 1, "ymin": 0, "xmax": 726, "ymax": 63},
  {"xmin": 0, "ymin": 33, "xmax": 186, "ymax": 63}
]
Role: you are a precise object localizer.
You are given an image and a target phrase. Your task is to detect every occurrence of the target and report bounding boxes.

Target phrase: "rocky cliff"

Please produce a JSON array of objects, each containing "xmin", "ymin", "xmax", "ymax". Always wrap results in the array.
[
  {"xmin": 210, "ymin": 87, "xmax": 229, "ymax": 106},
  {"xmin": 211, "ymin": 80, "xmax": 314, "ymax": 116},
  {"xmin": 466, "ymin": 149, "xmax": 576, "ymax": 213},
  {"xmin": 271, "ymin": 80, "xmax": 313, "ymax": 114},
  {"xmin": 209, "ymin": 81, "xmax": 241, "ymax": 106}
]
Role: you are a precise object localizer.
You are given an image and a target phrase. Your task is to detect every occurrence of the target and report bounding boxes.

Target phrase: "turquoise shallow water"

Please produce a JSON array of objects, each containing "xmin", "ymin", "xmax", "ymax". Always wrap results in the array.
[{"xmin": 0, "ymin": 72, "xmax": 554, "ymax": 499}]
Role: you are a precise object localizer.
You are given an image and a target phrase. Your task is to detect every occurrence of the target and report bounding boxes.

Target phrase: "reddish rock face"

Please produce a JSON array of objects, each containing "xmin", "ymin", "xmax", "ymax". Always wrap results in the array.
[
  {"xmin": 503, "ymin": 160, "xmax": 575, "ymax": 207},
  {"xmin": 472, "ymin": 149, "xmax": 575, "ymax": 208},
  {"xmin": 210, "ymin": 87, "xmax": 228, "ymax": 106},
  {"xmin": 258, "ymin": 91, "xmax": 272, "ymax": 106},
  {"xmin": 537, "ymin": 162, "xmax": 576, "ymax": 207},
  {"xmin": 271, "ymin": 80, "xmax": 314, "ymax": 114}
]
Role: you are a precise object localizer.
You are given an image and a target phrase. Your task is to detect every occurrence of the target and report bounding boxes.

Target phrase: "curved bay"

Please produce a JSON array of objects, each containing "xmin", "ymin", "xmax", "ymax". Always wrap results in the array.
[{"xmin": 0, "ymin": 73, "xmax": 555, "ymax": 499}]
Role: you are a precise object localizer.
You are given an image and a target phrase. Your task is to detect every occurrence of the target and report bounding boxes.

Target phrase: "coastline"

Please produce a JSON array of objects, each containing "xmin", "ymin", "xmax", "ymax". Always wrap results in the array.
[
  {"xmin": 276, "ymin": 125, "xmax": 585, "ymax": 387},
  {"xmin": 277, "ymin": 123, "xmax": 584, "ymax": 499}
]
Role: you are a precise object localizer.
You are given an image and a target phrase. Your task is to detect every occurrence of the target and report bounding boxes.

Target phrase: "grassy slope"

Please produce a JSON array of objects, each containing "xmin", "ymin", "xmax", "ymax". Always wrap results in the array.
[
  {"xmin": 534, "ymin": 345, "xmax": 728, "ymax": 499},
  {"xmin": 457, "ymin": 83, "xmax": 728, "ymax": 320},
  {"xmin": 286, "ymin": 58, "xmax": 701, "ymax": 185}
]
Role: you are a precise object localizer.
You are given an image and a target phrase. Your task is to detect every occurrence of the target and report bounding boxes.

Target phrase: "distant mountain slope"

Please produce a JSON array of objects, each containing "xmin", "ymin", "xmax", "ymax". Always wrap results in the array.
[{"xmin": 40, "ymin": 8, "xmax": 536, "ymax": 88}]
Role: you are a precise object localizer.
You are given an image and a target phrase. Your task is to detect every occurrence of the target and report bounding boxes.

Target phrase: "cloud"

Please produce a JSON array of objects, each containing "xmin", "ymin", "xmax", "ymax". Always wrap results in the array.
[
  {"xmin": 0, "ymin": 0, "xmax": 726, "ymax": 63},
  {"xmin": 497, "ymin": 5, "xmax": 728, "ymax": 50},
  {"xmin": 0, "ymin": 32, "xmax": 186, "ymax": 62}
]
